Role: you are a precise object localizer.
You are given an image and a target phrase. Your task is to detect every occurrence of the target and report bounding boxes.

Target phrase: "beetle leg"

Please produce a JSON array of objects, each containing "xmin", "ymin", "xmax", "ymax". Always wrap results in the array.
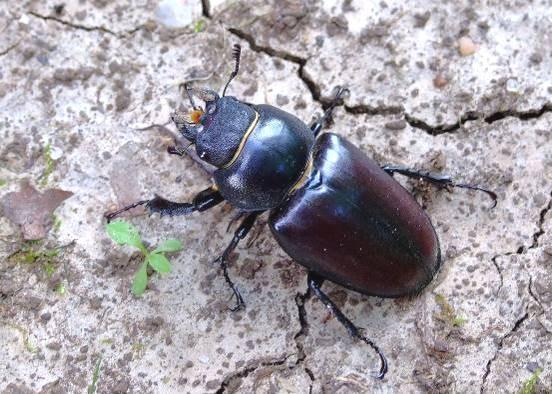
[
  {"xmin": 307, "ymin": 272, "xmax": 388, "ymax": 380},
  {"xmin": 381, "ymin": 165, "xmax": 498, "ymax": 208},
  {"xmin": 104, "ymin": 186, "xmax": 223, "ymax": 222},
  {"xmin": 310, "ymin": 86, "xmax": 350, "ymax": 137},
  {"xmin": 213, "ymin": 211, "xmax": 262, "ymax": 311}
]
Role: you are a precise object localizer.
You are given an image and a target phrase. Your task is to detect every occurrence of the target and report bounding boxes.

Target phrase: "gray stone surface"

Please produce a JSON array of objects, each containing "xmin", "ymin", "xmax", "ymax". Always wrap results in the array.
[{"xmin": 0, "ymin": 1, "xmax": 550, "ymax": 393}]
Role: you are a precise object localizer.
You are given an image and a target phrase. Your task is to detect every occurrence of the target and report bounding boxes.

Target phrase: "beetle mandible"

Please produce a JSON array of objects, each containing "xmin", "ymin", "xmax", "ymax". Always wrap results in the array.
[{"xmin": 105, "ymin": 44, "xmax": 496, "ymax": 379}]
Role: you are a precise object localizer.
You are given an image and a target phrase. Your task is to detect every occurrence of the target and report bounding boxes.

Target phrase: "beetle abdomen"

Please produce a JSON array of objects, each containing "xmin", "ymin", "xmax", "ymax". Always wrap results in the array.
[
  {"xmin": 214, "ymin": 105, "xmax": 314, "ymax": 211},
  {"xmin": 269, "ymin": 133, "xmax": 441, "ymax": 298}
]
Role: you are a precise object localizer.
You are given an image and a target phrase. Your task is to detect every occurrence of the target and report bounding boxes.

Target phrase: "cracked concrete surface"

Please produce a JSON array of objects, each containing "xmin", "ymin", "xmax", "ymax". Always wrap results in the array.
[{"xmin": 0, "ymin": 0, "xmax": 551, "ymax": 392}]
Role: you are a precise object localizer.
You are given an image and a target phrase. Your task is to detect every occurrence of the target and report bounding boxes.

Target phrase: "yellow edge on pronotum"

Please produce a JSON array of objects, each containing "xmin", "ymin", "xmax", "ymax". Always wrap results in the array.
[{"xmin": 221, "ymin": 111, "xmax": 260, "ymax": 169}]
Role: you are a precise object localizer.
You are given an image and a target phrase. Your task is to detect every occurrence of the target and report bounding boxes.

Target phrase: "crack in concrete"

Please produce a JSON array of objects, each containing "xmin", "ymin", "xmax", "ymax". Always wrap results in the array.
[
  {"xmin": 405, "ymin": 103, "xmax": 552, "ymax": 135},
  {"xmin": 489, "ymin": 191, "xmax": 551, "ymax": 285},
  {"xmin": 489, "ymin": 244, "xmax": 524, "ymax": 295},
  {"xmin": 214, "ymin": 354, "xmax": 293, "ymax": 393},
  {"xmin": 0, "ymin": 40, "xmax": 21, "ymax": 57},
  {"xmin": 27, "ymin": 11, "xmax": 149, "ymax": 39},
  {"xmin": 29, "ymin": 11, "xmax": 118, "ymax": 36},
  {"xmin": 227, "ymin": 27, "xmax": 552, "ymax": 136},
  {"xmin": 527, "ymin": 275, "xmax": 544, "ymax": 312},
  {"xmin": 480, "ymin": 311, "xmax": 529, "ymax": 393},
  {"xmin": 490, "ymin": 255, "xmax": 504, "ymax": 295},
  {"xmin": 227, "ymin": 28, "xmax": 305, "ymax": 65},
  {"xmin": 527, "ymin": 191, "xmax": 552, "ymax": 251},
  {"xmin": 215, "ymin": 285, "xmax": 312, "ymax": 393}
]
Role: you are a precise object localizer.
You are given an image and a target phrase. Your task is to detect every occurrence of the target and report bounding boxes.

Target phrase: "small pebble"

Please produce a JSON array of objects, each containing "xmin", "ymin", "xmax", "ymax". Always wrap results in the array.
[
  {"xmin": 505, "ymin": 78, "xmax": 519, "ymax": 93},
  {"xmin": 384, "ymin": 119, "xmax": 407, "ymax": 130},
  {"xmin": 47, "ymin": 342, "xmax": 61, "ymax": 351},
  {"xmin": 50, "ymin": 146, "xmax": 63, "ymax": 160},
  {"xmin": 40, "ymin": 312, "xmax": 51, "ymax": 322},
  {"xmin": 433, "ymin": 74, "xmax": 448, "ymax": 88},
  {"xmin": 458, "ymin": 36, "xmax": 476, "ymax": 56},
  {"xmin": 529, "ymin": 52, "xmax": 543, "ymax": 64}
]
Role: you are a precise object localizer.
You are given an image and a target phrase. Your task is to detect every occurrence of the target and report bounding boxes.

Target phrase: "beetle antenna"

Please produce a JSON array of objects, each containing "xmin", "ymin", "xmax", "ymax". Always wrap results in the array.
[{"xmin": 222, "ymin": 44, "xmax": 241, "ymax": 97}]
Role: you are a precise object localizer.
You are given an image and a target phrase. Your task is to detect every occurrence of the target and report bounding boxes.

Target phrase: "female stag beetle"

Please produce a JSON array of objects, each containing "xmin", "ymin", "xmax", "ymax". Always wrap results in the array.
[{"xmin": 105, "ymin": 44, "xmax": 496, "ymax": 379}]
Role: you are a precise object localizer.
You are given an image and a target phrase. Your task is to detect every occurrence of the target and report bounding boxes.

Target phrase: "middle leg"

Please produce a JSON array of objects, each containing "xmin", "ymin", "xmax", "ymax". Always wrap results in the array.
[
  {"xmin": 213, "ymin": 211, "xmax": 262, "ymax": 311},
  {"xmin": 310, "ymin": 86, "xmax": 350, "ymax": 137}
]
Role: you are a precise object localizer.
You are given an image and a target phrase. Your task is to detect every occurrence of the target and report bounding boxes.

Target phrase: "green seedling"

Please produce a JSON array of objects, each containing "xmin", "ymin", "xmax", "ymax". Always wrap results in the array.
[
  {"xmin": 519, "ymin": 368, "xmax": 542, "ymax": 394},
  {"xmin": 39, "ymin": 143, "xmax": 55, "ymax": 187},
  {"xmin": 11, "ymin": 241, "xmax": 60, "ymax": 278},
  {"xmin": 105, "ymin": 220, "xmax": 182, "ymax": 296},
  {"xmin": 132, "ymin": 342, "xmax": 146, "ymax": 358},
  {"xmin": 194, "ymin": 19, "xmax": 205, "ymax": 33},
  {"xmin": 3, "ymin": 323, "xmax": 38, "ymax": 353},
  {"xmin": 55, "ymin": 283, "xmax": 66, "ymax": 295},
  {"xmin": 52, "ymin": 214, "xmax": 62, "ymax": 232},
  {"xmin": 87, "ymin": 357, "xmax": 102, "ymax": 394},
  {"xmin": 434, "ymin": 294, "xmax": 467, "ymax": 327}
]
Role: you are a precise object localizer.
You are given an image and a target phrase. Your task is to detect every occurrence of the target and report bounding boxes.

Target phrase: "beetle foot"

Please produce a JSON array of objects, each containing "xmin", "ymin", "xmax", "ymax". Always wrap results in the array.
[
  {"xmin": 167, "ymin": 145, "xmax": 187, "ymax": 156},
  {"xmin": 213, "ymin": 255, "xmax": 246, "ymax": 312},
  {"xmin": 454, "ymin": 183, "xmax": 498, "ymax": 209},
  {"xmin": 356, "ymin": 333, "xmax": 388, "ymax": 380},
  {"xmin": 228, "ymin": 290, "xmax": 245, "ymax": 312},
  {"xmin": 104, "ymin": 199, "xmax": 150, "ymax": 222},
  {"xmin": 330, "ymin": 85, "xmax": 350, "ymax": 104}
]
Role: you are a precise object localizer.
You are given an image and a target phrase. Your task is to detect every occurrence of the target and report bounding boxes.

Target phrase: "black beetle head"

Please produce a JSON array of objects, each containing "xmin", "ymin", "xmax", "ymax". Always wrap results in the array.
[
  {"xmin": 172, "ymin": 88, "xmax": 256, "ymax": 167},
  {"xmin": 172, "ymin": 44, "xmax": 253, "ymax": 167}
]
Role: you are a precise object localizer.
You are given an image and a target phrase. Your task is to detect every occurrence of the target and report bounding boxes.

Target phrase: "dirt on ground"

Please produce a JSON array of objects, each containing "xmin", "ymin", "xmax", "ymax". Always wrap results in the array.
[{"xmin": 1, "ymin": 1, "xmax": 551, "ymax": 393}]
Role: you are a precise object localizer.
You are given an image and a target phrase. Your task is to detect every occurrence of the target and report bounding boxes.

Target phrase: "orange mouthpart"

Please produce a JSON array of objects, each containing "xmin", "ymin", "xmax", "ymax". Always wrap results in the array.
[{"xmin": 189, "ymin": 109, "xmax": 203, "ymax": 124}]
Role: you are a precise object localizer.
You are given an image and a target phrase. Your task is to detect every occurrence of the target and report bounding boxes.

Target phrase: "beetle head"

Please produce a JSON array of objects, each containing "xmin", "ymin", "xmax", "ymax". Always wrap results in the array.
[
  {"xmin": 172, "ymin": 44, "xmax": 257, "ymax": 167},
  {"xmin": 173, "ymin": 44, "xmax": 257, "ymax": 167},
  {"xmin": 173, "ymin": 87, "xmax": 256, "ymax": 167}
]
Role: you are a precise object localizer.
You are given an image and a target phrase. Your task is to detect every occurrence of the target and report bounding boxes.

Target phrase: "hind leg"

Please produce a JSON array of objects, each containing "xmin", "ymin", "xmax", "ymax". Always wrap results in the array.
[
  {"xmin": 382, "ymin": 165, "xmax": 497, "ymax": 208},
  {"xmin": 307, "ymin": 272, "xmax": 388, "ymax": 379}
]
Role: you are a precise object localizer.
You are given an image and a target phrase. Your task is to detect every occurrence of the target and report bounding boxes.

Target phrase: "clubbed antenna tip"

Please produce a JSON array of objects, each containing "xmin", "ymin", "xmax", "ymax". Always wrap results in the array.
[{"xmin": 222, "ymin": 44, "xmax": 242, "ymax": 97}]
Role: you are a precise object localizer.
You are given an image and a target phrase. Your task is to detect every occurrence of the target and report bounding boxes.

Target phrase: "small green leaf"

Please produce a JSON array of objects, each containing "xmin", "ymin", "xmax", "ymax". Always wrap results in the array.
[
  {"xmin": 88, "ymin": 357, "xmax": 102, "ymax": 394},
  {"xmin": 452, "ymin": 316, "xmax": 467, "ymax": 327},
  {"xmin": 153, "ymin": 239, "xmax": 182, "ymax": 254},
  {"xmin": 106, "ymin": 221, "xmax": 145, "ymax": 252},
  {"xmin": 55, "ymin": 283, "xmax": 66, "ymax": 295},
  {"xmin": 194, "ymin": 19, "xmax": 205, "ymax": 33},
  {"xmin": 148, "ymin": 253, "xmax": 171, "ymax": 274},
  {"xmin": 520, "ymin": 368, "xmax": 542, "ymax": 394},
  {"xmin": 132, "ymin": 262, "xmax": 148, "ymax": 296}
]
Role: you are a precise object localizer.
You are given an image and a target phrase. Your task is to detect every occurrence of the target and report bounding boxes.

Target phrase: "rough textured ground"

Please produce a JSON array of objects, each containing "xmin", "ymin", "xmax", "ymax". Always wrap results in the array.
[{"xmin": 1, "ymin": 1, "xmax": 551, "ymax": 393}]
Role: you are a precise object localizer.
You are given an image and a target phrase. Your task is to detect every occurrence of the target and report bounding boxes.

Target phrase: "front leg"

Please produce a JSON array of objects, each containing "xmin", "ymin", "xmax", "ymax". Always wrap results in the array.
[
  {"xmin": 382, "ymin": 164, "xmax": 497, "ymax": 208},
  {"xmin": 104, "ymin": 186, "xmax": 223, "ymax": 222}
]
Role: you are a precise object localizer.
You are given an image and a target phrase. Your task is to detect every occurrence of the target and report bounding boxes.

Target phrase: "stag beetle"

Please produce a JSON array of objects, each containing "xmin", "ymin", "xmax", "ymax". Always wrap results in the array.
[{"xmin": 106, "ymin": 44, "xmax": 496, "ymax": 379}]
